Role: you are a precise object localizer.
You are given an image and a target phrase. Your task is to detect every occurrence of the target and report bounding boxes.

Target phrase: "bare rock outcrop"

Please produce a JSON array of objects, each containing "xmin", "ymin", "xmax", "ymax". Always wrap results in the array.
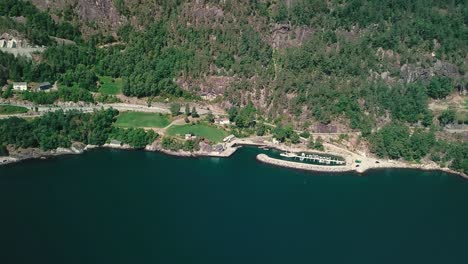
[
  {"xmin": 31, "ymin": 0, "xmax": 126, "ymax": 35},
  {"xmin": 400, "ymin": 60, "xmax": 461, "ymax": 83},
  {"xmin": 270, "ymin": 23, "xmax": 314, "ymax": 49}
]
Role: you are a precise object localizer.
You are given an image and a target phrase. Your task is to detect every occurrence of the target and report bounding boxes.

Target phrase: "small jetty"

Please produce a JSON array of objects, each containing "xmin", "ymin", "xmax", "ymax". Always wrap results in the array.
[
  {"xmin": 257, "ymin": 154, "xmax": 353, "ymax": 173},
  {"xmin": 280, "ymin": 152, "xmax": 346, "ymax": 165}
]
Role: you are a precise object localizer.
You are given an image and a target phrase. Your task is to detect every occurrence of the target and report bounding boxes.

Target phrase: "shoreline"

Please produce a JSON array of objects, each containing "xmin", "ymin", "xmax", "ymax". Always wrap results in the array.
[
  {"xmin": 256, "ymin": 153, "xmax": 467, "ymax": 178},
  {"xmin": 1, "ymin": 140, "xmax": 466, "ymax": 179}
]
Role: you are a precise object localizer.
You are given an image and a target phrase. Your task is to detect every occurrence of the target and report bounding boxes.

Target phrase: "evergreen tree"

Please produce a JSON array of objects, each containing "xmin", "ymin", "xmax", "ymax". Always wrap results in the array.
[
  {"xmin": 185, "ymin": 103, "xmax": 190, "ymax": 116},
  {"xmin": 191, "ymin": 107, "xmax": 199, "ymax": 118},
  {"xmin": 206, "ymin": 111, "xmax": 215, "ymax": 123},
  {"xmin": 170, "ymin": 103, "xmax": 180, "ymax": 116}
]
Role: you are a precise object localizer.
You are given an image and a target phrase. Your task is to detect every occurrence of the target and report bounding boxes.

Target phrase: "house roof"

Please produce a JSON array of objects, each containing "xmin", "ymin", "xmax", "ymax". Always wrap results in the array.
[{"xmin": 13, "ymin": 82, "xmax": 27, "ymax": 85}]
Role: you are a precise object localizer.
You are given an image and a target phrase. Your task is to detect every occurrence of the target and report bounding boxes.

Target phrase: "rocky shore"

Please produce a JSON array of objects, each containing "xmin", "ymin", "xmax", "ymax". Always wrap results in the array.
[
  {"xmin": 0, "ymin": 141, "xmax": 240, "ymax": 166},
  {"xmin": 1, "ymin": 139, "xmax": 466, "ymax": 179},
  {"xmin": 0, "ymin": 145, "xmax": 84, "ymax": 165}
]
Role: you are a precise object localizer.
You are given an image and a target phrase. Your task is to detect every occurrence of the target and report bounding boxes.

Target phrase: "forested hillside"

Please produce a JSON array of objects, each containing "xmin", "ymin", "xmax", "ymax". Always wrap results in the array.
[{"xmin": 0, "ymin": 1, "xmax": 466, "ymax": 128}]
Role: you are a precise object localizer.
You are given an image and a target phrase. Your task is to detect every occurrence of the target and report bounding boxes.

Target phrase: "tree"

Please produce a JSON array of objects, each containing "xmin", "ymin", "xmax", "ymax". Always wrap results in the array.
[
  {"xmin": 185, "ymin": 103, "xmax": 190, "ymax": 116},
  {"xmin": 273, "ymin": 124, "xmax": 294, "ymax": 142},
  {"xmin": 439, "ymin": 109, "xmax": 456, "ymax": 127},
  {"xmin": 307, "ymin": 136, "xmax": 324, "ymax": 150},
  {"xmin": 300, "ymin": 131, "xmax": 310, "ymax": 138},
  {"xmin": 422, "ymin": 111, "xmax": 433, "ymax": 127},
  {"xmin": 161, "ymin": 136, "xmax": 183, "ymax": 151},
  {"xmin": 233, "ymin": 103, "xmax": 256, "ymax": 128},
  {"xmin": 0, "ymin": 145, "xmax": 8, "ymax": 156},
  {"xmin": 273, "ymin": 124, "xmax": 287, "ymax": 142},
  {"xmin": 313, "ymin": 137, "xmax": 324, "ymax": 151},
  {"xmin": 290, "ymin": 132, "xmax": 300, "ymax": 144},
  {"xmin": 0, "ymin": 65, "xmax": 7, "ymax": 85},
  {"xmin": 191, "ymin": 106, "xmax": 199, "ymax": 118},
  {"xmin": 369, "ymin": 122, "xmax": 411, "ymax": 159},
  {"xmin": 206, "ymin": 111, "xmax": 215, "ymax": 123},
  {"xmin": 307, "ymin": 137, "xmax": 315, "ymax": 149},
  {"xmin": 147, "ymin": 96, "xmax": 154, "ymax": 107},
  {"xmin": 274, "ymin": 1, "xmax": 288, "ymax": 23},
  {"xmin": 256, "ymin": 122, "xmax": 266, "ymax": 136},
  {"xmin": 228, "ymin": 107, "xmax": 238, "ymax": 122},
  {"xmin": 427, "ymin": 77, "xmax": 453, "ymax": 99},
  {"xmin": 1, "ymin": 85, "xmax": 13, "ymax": 99},
  {"xmin": 170, "ymin": 103, "xmax": 180, "ymax": 116},
  {"xmin": 410, "ymin": 128, "xmax": 435, "ymax": 160}
]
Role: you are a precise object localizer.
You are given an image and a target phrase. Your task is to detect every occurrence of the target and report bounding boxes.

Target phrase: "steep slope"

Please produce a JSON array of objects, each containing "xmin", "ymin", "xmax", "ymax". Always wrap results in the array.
[
  {"xmin": 31, "ymin": 0, "xmax": 125, "ymax": 36},
  {"xmin": 4, "ymin": 0, "xmax": 468, "ymax": 128}
]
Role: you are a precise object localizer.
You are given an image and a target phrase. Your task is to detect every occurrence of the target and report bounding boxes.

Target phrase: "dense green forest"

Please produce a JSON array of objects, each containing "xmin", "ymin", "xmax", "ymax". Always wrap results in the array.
[
  {"xmin": 0, "ymin": 109, "xmax": 157, "ymax": 151},
  {"xmin": 0, "ymin": 109, "xmax": 118, "ymax": 150},
  {"xmin": 1, "ymin": 0, "xmax": 465, "ymax": 119},
  {"xmin": 370, "ymin": 122, "xmax": 468, "ymax": 174},
  {"xmin": 0, "ymin": 0, "xmax": 466, "ymax": 171},
  {"xmin": 0, "ymin": 0, "xmax": 81, "ymax": 45}
]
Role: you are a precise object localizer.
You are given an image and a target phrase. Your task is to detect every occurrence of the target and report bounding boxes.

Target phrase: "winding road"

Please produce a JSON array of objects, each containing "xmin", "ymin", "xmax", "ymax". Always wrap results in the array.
[{"xmin": 0, "ymin": 102, "xmax": 223, "ymax": 119}]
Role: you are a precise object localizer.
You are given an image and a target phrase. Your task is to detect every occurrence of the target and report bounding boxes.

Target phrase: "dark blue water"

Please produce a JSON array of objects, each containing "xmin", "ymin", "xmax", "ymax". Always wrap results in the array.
[{"xmin": 1, "ymin": 147, "xmax": 467, "ymax": 264}]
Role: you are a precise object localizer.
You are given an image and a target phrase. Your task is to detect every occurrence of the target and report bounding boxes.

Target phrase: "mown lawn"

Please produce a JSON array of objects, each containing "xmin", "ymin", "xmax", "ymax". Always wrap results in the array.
[
  {"xmin": 115, "ymin": 112, "xmax": 171, "ymax": 128},
  {"xmin": 166, "ymin": 123, "xmax": 227, "ymax": 142},
  {"xmin": 99, "ymin": 76, "xmax": 123, "ymax": 95},
  {"xmin": 0, "ymin": 105, "xmax": 29, "ymax": 115}
]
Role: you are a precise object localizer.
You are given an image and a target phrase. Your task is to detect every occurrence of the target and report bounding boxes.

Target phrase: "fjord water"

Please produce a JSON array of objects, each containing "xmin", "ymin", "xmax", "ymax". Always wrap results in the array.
[{"xmin": 1, "ymin": 147, "xmax": 468, "ymax": 264}]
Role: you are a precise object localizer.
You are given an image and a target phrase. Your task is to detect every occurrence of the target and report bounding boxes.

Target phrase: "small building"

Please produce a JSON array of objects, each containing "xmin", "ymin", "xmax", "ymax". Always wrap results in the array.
[
  {"xmin": 110, "ymin": 140, "xmax": 122, "ymax": 146},
  {"xmin": 223, "ymin": 134, "xmax": 235, "ymax": 143},
  {"xmin": 39, "ymin": 82, "xmax": 52, "ymax": 91},
  {"xmin": 185, "ymin": 134, "xmax": 197, "ymax": 140},
  {"xmin": 13, "ymin": 82, "xmax": 27, "ymax": 91},
  {"xmin": 6, "ymin": 38, "xmax": 17, "ymax": 48},
  {"xmin": 216, "ymin": 118, "xmax": 231, "ymax": 125}
]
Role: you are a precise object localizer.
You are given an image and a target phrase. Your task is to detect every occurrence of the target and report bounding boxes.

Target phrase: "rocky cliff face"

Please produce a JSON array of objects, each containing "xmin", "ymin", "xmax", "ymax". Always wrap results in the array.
[
  {"xmin": 31, "ymin": 0, "xmax": 126, "ymax": 36},
  {"xmin": 400, "ymin": 60, "xmax": 464, "ymax": 84}
]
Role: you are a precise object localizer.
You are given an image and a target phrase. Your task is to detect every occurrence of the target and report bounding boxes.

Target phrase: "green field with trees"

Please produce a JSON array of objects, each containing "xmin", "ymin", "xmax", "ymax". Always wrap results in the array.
[
  {"xmin": 0, "ymin": 109, "xmax": 118, "ymax": 150},
  {"xmin": 115, "ymin": 112, "xmax": 171, "ymax": 128},
  {"xmin": 99, "ymin": 76, "xmax": 123, "ymax": 95},
  {"xmin": 166, "ymin": 123, "xmax": 227, "ymax": 143},
  {"xmin": 0, "ymin": 108, "xmax": 159, "ymax": 152},
  {"xmin": 0, "ymin": 105, "xmax": 28, "ymax": 115}
]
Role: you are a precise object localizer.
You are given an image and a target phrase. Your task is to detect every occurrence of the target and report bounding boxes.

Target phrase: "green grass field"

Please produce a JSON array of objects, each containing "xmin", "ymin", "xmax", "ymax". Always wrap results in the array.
[
  {"xmin": 99, "ymin": 76, "xmax": 123, "ymax": 95},
  {"xmin": 0, "ymin": 105, "xmax": 28, "ymax": 115},
  {"xmin": 115, "ymin": 112, "xmax": 171, "ymax": 128},
  {"xmin": 456, "ymin": 112, "xmax": 468, "ymax": 124},
  {"xmin": 166, "ymin": 123, "xmax": 227, "ymax": 142}
]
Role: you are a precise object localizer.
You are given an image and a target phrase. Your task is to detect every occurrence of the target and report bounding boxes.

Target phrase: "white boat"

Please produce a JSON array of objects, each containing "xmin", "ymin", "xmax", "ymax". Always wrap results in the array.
[{"xmin": 280, "ymin": 152, "xmax": 295, "ymax": 158}]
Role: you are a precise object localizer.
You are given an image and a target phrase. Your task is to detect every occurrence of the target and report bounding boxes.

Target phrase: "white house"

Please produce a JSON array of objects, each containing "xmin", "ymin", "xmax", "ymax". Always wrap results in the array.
[
  {"xmin": 216, "ymin": 118, "xmax": 231, "ymax": 125},
  {"xmin": 6, "ymin": 38, "xmax": 17, "ymax": 48},
  {"xmin": 185, "ymin": 134, "xmax": 197, "ymax": 140},
  {"xmin": 13, "ymin": 82, "xmax": 27, "ymax": 91}
]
